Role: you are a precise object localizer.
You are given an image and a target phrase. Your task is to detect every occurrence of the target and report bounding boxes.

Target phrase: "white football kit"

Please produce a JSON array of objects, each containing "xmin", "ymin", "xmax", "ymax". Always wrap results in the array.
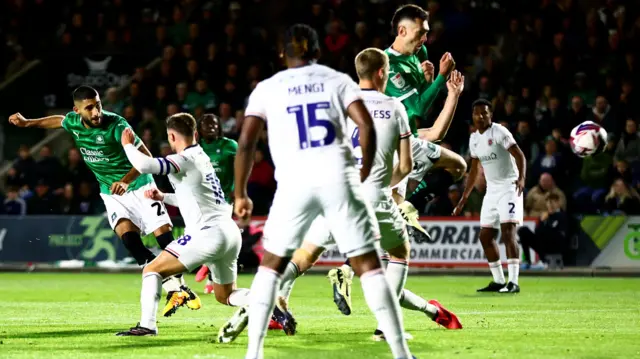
[
  {"xmin": 101, "ymin": 182, "xmax": 172, "ymax": 235},
  {"xmin": 245, "ymin": 63, "xmax": 379, "ymax": 258},
  {"xmin": 123, "ymin": 144, "xmax": 242, "ymax": 284},
  {"xmin": 469, "ymin": 123, "xmax": 523, "ymax": 229},
  {"xmin": 307, "ymin": 90, "xmax": 412, "ymax": 251}
]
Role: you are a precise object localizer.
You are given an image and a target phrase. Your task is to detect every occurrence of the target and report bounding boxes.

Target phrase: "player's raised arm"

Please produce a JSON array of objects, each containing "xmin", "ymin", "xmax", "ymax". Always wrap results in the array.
[
  {"xmin": 120, "ymin": 128, "xmax": 180, "ymax": 176},
  {"xmin": 414, "ymin": 53, "xmax": 454, "ymax": 114},
  {"xmin": 418, "ymin": 70, "xmax": 464, "ymax": 142},
  {"xmin": 8, "ymin": 112, "xmax": 64, "ymax": 129},
  {"xmin": 348, "ymin": 100, "xmax": 377, "ymax": 182}
]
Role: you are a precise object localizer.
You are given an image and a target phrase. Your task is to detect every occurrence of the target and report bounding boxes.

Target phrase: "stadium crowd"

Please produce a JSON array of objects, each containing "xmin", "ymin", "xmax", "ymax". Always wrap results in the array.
[{"xmin": 2, "ymin": 0, "xmax": 640, "ymax": 221}]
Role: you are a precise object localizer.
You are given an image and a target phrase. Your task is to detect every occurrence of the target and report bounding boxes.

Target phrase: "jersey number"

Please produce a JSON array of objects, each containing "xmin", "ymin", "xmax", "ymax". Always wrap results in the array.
[
  {"xmin": 287, "ymin": 102, "xmax": 335, "ymax": 149},
  {"xmin": 508, "ymin": 202, "xmax": 515, "ymax": 214},
  {"xmin": 351, "ymin": 127, "xmax": 362, "ymax": 165},
  {"xmin": 151, "ymin": 202, "xmax": 165, "ymax": 216},
  {"xmin": 205, "ymin": 173, "xmax": 225, "ymax": 205},
  {"xmin": 177, "ymin": 235, "xmax": 191, "ymax": 246}
]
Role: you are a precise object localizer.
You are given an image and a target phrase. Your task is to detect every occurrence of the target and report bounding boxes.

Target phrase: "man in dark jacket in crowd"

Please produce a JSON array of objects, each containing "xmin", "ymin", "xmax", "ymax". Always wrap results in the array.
[{"xmin": 518, "ymin": 192, "xmax": 568, "ymax": 267}]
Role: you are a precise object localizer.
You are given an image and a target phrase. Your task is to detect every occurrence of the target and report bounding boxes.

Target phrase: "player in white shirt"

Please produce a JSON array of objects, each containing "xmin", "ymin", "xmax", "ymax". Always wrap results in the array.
[
  {"xmin": 114, "ymin": 113, "xmax": 251, "ymax": 336},
  {"xmin": 229, "ymin": 25, "xmax": 413, "ymax": 359},
  {"xmin": 268, "ymin": 49, "xmax": 462, "ymax": 338},
  {"xmin": 453, "ymin": 99, "xmax": 527, "ymax": 294}
]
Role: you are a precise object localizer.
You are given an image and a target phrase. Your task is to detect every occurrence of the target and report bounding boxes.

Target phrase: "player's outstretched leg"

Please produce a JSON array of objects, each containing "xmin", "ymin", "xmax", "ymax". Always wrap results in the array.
[
  {"xmin": 215, "ymin": 281, "xmax": 253, "ymax": 343},
  {"xmin": 499, "ymin": 223, "xmax": 521, "ymax": 294},
  {"xmin": 477, "ymin": 227, "xmax": 506, "ymax": 292},
  {"xmin": 153, "ymin": 226, "xmax": 202, "ymax": 313},
  {"xmin": 116, "ymin": 251, "xmax": 189, "ymax": 336},
  {"xmin": 351, "ymin": 250, "xmax": 413, "ymax": 359},
  {"xmin": 407, "ymin": 148, "xmax": 466, "ymax": 211}
]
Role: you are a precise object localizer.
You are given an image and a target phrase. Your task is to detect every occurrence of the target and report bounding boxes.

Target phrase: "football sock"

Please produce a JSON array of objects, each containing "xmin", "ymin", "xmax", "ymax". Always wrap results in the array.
[
  {"xmin": 380, "ymin": 252, "xmax": 390, "ymax": 270},
  {"xmin": 140, "ymin": 272, "xmax": 162, "ymax": 330},
  {"xmin": 246, "ymin": 267, "xmax": 280, "ymax": 359},
  {"xmin": 155, "ymin": 231, "xmax": 174, "ymax": 249},
  {"xmin": 386, "ymin": 259, "xmax": 408, "ymax": 297},
  {"xmin": 399, "ymin": 289, "xmax": 438, "ymax": 320},
  {"xmin": 489, "ymin": 260, "xmax": 506, "ymax": 284},
  {"xmin": 507, "ymin": 258, "xmax": 520, "ymax": 285},
  {"xmin": 227, "ymin": 288, "xmax": 251, "ymax": 307},
  {"xmin": 121, "ymin": 231, "xmax": 155, "ymax": 266},
  {"xmin": 162, "ymin": 276, "xmax": 182, "ymax": 292},
  {"xmin": 407, "ymin": 168, "xmax": 454, "ymax": 208},
  {"xmin": 278, "ymin": 261, "xmax": 300, "ymax": 301},
  {"xmin": 360, "ymin": 268, "xmax": 411, "ymax": 359}
]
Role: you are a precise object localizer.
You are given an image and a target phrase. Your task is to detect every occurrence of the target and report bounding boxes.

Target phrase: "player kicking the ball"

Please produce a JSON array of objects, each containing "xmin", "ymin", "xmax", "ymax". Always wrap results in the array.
[
  {"xmin": 273, "ymin": 48, "xmax": 463, "ymax": 339},
  {"xmin": 226, "ymin": 24, "xmax": 414, "ymax": 359},
  {"xmin": 453, "ymin": 99, "xmax": 527, "ymax": 293},
  {"xmin": 115, "ymin": 113, "xmax": 250, "ymax": 336},
  {"xmin": 193, "ymin": 114, "xmax": 238, "ymax": 294},
  {"xmin": 8, "ymin": 86, "xmax": 200, "ymax": 316}
]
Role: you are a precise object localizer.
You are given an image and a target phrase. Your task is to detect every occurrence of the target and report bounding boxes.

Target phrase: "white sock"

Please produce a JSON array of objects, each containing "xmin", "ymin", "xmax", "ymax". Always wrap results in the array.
[
  {"xmin": 386, "ymin": 260, "xmax": 408, "ymax": 297},
  {"xmin": 161, "ymin": 276, "xmax": 181, "ymax": 292},
  {"xmin": 140, "ymin": 272, "xmax": 162, "ymax": 330},
  {"xmin": 179, "ymin": 275, "xmax": 186, "ymax": 286},
  {"xmin": 399, "ymin": 289, "xmax": 438, "ymax": 319},
  {"xmin": 228, "ymin": 288, "xmax": 251, "ymax": 307},
  {"xmin": 507, "ymin": 258, "xmax": 520, "ymax": 285},
  {"xmin": 246, "ymin": 267, "xmax": 280, "ymax": 359},
  {"xmin": 278, "ymin": 262, "xmax": 300, "ymax": 301},
  {"xmin": 488, "ymin": 260, "xmax": 506, "ymax": 284},
  {"xmin": 361, "ymin": 269, "xmax": 411, "ymax": 359},
  {"xmin": 206, "ymin": 279, "xmax": 214, "ymax": 286}
]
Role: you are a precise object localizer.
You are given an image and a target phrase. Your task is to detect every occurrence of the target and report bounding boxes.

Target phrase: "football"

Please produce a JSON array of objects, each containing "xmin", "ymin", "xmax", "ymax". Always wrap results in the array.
[{"xmin": 570, "ymin": 121, "xmax": 608, "ymax": 158}]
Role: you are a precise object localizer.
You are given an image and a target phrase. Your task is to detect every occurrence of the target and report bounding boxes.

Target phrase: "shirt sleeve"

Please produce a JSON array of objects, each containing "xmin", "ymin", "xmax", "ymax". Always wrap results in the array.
[
  {"xmin": 395, "ymin": 100, "xmax": 412, "ymax": 139},
  {"xmin": 60, "ymin": 113, "xmax": 73, "ymax": 131},
  {"xmin": 496, "ymin": 125, "xmax": 517, "ymax": 150},
  {"xmin": 245, "ymin": 82, "xmax": 267, "ymax": 122},
  {"xmin": 123, "ymin": 144, "xmax": 189, "ymax": 175},
  {"xmin": 338, "ymin": 74, "xmax": 362, "ymax": 111},
  {"xmin": 162, "ymin": 193, "xmax": 179, "ymax": 207}
]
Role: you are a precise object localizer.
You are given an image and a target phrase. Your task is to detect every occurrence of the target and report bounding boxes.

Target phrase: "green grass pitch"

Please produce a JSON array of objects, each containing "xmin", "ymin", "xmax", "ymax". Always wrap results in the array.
[{"xmin": 1, "ymin": 273, "xmax": 639, "ymax": 359}]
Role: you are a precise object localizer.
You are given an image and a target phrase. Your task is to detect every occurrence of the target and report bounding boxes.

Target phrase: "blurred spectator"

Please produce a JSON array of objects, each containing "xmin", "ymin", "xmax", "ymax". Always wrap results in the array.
[
  {"xmin": 519, "ymin": 193, "xmax": 569, "ymax": 267},
  {"xmin": 514, "ymin": 120, "xmax": 539, "ymax": 167},
  {"xmin": 219, "ymin": 103, "xmax": 237, "ymax": 137},
  {"xmin": 566, "ymin": 96, "xmax": 588, "ymax": 136},
  {"xmin": 461, "ymin": 168, "xmax": 486, "ymax": 217},
  {"xmin": 103, "ymin": 87, "xmax": 125, "ymax": 114},
  {"xmin": 27, "ymin": 179, "xmax": 59, "ymax": 215},
  {"xmin": 588, "ymin": 96, "xmax": 615, "ymax": 133},
  {"xmin": 35, "ymin": 145, "xmax": 64, "ymax": 192},
  {"xmin": 138, "ymin": 108, "xmax": 163, "ymax": 141},
  {"xmin": 614, "ymin": 119, "xmax": 640, "ymax": 165},
  {"xmin": 75, "ymin": 182, "xmax": 103, "ymax": 215},
  {"xmin": 2, "ymin": 186, "xmax": 27, "ymax": 216},
  {"xmin": 604, "ymin": 178, "xmax": 640, "ymax": 215},
  {"xmin": 525, "ymin": 173, "xmax": 567, "ymax": 217},
  {"xmin": 575, "ymin": 137, "xmax": 615, "ymax": 212},
  {"xmin": 10, "ymin": 145, "xmax": 36, "ymax": 188},
  {"xmin": 59, "ymin": 183, "xmax": 76, "ymax": 215},
  {"xmin": 175, "ymin": 82, "xmax": 189, "ymax": 109},
  {"xmin": 427, "ymin": 185, "xmax": 462, "ymax": 216},
  {"xmin": 247, "ymin": 148, "xmax": 275, "ymax": 215},
  {"xmin": 184, "ymin": 79, "xmax": 217, "ymax": 112},
  {"xmin": 154, "ymin": 85, "xmax": 171, "ymax": 120},
  {"xmin": 531, "ymin": 136, "xmax": 566, "ymax": 185},
  {"xmin": 613, "ymin": 159, "xmax": 634, "ymax": 185},
  {"xmin": 64, "ymin": 147, "xmax": 92, "ymax": 188}
]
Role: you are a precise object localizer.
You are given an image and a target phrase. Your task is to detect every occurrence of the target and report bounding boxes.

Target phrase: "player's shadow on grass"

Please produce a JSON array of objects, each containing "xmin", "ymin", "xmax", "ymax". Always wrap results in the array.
[{"xmin": 2, "ymin": 328, "xmax": 121, "ymax": 339}]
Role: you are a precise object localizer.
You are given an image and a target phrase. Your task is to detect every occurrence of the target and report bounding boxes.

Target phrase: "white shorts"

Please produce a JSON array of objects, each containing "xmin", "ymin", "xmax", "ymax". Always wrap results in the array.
[
  {"xmin": 101, "ymin": 183, "xmax": 172, "ymax": 235},
  {"xmin": 165, "ymin": 218, "xmax": 241, "ymax": 284},
  {"xmin": 409, "ymin": 136, "xmax": 441, "ymax": 181},
  {"xmin": 305, "ymin": 188, "xmax": 407, "ymax": 252},
  {"xmin": 480, "ymin": 186, "xmax": 524, "ymax": 229},
  {"xmin": 262, "ymin": 171, "xmax": 380, "ymax": 258}
]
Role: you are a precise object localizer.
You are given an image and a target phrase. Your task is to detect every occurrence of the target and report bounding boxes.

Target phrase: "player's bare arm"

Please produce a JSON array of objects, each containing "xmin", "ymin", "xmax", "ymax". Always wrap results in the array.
[
  {"xmin": 8, "ymin": 113, "xmax": 64, "ymax": 129},
  {"xmin": 453, "ymin": 158, "xmax": 479, "ymax": 216},
  {"xmin": 234, "ymin": 116, "xmax": 264, "ymax": 220},
  {"xmin": 507, "ymin": 144, "xmax": 527, "ymax": 195},
  {"xmin": 347, "ymin": 100, "xmax": 377, "ymax": 182},
  {"xmin": 390, "ymin": 136, "xmax": 413, "ymax": 188},
  {"xmin": 418, "ymin": 70, "xmax": 464, "ymax": 142},
  {"xmin": 111, "ymin": 128, "xmax": 147, "ymax": 195}
]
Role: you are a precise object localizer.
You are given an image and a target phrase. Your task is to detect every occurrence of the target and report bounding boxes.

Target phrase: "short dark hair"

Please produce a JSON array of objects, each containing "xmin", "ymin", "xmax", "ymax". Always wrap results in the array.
[
  {"xmin": 391, "ymin": 5, "xmax": 429, "ymax": 36},
  {"xmin": 472, "ymin": 98, "xmax": 492, "ymax": 111},
  {"xmin": 73, "ymin": 86, "xmax": 98, "ymax": 102},
  {"xmin": 166, "ymin": 113, "xmax": 197, "ymax": 138},
  {"xmin": 284, "ymin": 24, "xmax": 320, "ymax": 60}
]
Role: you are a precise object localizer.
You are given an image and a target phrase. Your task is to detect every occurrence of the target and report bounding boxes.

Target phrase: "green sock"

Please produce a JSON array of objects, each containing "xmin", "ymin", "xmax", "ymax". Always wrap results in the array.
[{"xmin": 410, "ymin": 180, "xmax": 428, "ymax": 198}]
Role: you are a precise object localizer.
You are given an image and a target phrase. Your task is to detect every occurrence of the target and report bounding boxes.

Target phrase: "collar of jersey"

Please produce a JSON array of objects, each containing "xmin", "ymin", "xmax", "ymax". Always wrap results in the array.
[
  {"xmin": 386, "ymin": 47, "xmax": 402, "ymax": 56},
  {"xmin": 185, "ymin": 144, "xmax": 198, "ymax": 150}
]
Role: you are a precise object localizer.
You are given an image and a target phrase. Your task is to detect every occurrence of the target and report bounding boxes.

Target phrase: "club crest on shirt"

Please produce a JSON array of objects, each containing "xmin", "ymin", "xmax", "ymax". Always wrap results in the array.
[
  {"xmin": 391, "ymin": 73, "xmax": 406, "ymax": 88},
  {"xmin": 96, "ymin": 134, "xmax": 105, "ymax": 144},
  {"xmin": 488, "ymin": 139, "xmax": 493, "ymax": 146}
]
